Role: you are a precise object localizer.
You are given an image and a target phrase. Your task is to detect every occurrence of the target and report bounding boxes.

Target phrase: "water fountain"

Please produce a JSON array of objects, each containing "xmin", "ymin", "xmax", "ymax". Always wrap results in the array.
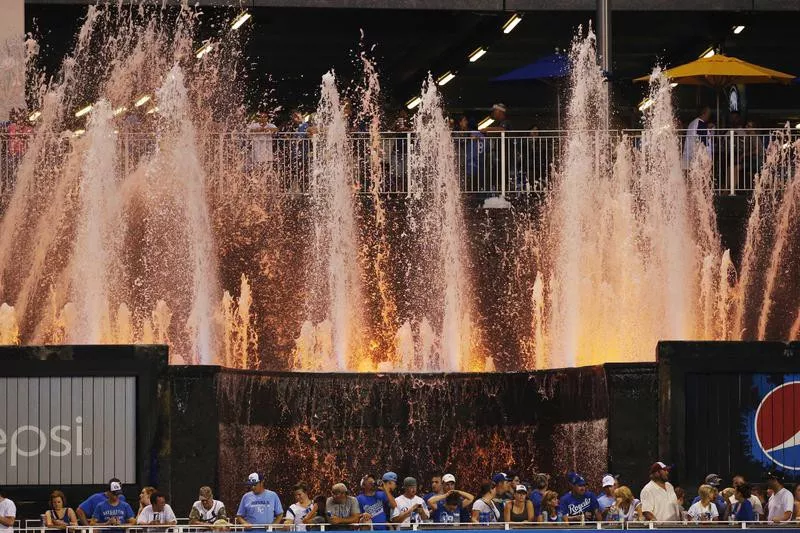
[{"xmin": 0, "ymin": 7, "xmax": 796, "ymax": 372}]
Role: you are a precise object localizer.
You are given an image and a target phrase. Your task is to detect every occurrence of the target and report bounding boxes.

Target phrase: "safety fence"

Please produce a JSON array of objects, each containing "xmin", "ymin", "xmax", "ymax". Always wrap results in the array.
[
  {"xmin": 10, "ymin": 521, "xmax": 800, "ymax": 531},
  {"xmin": 0, "ymin": 129, "xmax": 795, "ymax": 198}
]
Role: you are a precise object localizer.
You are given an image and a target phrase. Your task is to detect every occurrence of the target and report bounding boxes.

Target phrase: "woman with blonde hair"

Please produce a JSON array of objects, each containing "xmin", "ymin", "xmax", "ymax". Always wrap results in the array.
[
  {"xmin": 688, "ymin": 485, "xmax": 719, "ymax": 522},
  {"xmin": 44, "ymin": 490, "xmax": 77, "ymax": 527},
  {"xmin": 137, "ymin": 486, "xmax": 157, "ymax": 518},
  {"xmin": 538, "ymin": 491, "xmax": 561, "ymax": 522},
  {"xmin": 609, "ymin": 486, "xmax": 641, "ymax": 522}
]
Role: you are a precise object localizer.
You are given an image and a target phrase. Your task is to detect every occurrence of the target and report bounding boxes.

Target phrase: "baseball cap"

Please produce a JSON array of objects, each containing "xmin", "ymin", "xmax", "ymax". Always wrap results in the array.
[
  {"xmin": 515, "ymin": 484, "xmax": 528, "ymax": 493},
  {"xmin": 492, "ymin": 103, "xmax": 507, "ymax": 112},
  {"xmin": 332, "ymin": 483, "xmax": 348, "ymax": 494},
  {"xmin": 649, "ymin": 461, "xmax": 671, "ymax": 474},
  {"xmin": 704, "ymin": 474, "xmax": 722, "ymax": 487},
  {"xmin": 492, "ymin": 473, "xmax": 512, "ymax": 484},
  {"xmin": 382, "ymin": 472, "xmax": 398, "ymax": 483},
  {"xmin": 567, "ymin": 472, "xmax": 586, "ymax": 486},
  {"xmin": 764, "ymin": 470, "xmax": 785, "ymax": 482},
  {"xmin": 246, "ymin": 472, "xmax": 264, "ymax": 486},
  {"xmin": 109, "ymin": 481, "xmax": 122, "ymax": 494},
  {"xmin": 442, "ymin": 474, "xmax": 456, "ymax": 484},
  {"xmin": 602, "ymin": 475, "xmax": 617, "ymax": 487},
  {"xmin": 403, "ymin": 477, "xmax": 417, "ymax": 487}
]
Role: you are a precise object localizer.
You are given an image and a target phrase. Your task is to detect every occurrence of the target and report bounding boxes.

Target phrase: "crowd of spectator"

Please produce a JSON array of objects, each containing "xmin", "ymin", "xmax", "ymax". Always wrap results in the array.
[{"xmin": 1, "ymin": 464, "xmax": 798, "ymax": 530}]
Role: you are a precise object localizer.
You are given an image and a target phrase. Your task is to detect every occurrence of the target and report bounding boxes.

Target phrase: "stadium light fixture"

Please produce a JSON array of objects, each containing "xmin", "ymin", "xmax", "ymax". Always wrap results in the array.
[
  {"xmin": 231, "ymin": 12, "xmax": 252, "ymax": 30},
  {"xmin": 405, "ymin": 96, "xmax": 422, "ymax": 110},
  {"xmin": 700, "ymin": 47, "xmax": 715, "ymax": 59},
  {"xmin": 468, "ymin": 47, "xmax": 487, "ymax": 62},
  {"xmin": 28, "ymin": 111, "xmax": 41, "ymax": 122},
  {"xmin": 436, "ymin": 71, "xmax": 456, "ymax": 86},
  {"xmin": 196, "ymin": 42, "xmax": 213, "ymax": 59},
  {"xmin": 670, "ymin": 82, "xmax": 678, "ymax": 88},
  {"xmin": 733, "ymin": 25, "xmax": 745, "ymax": 34},
  {"xmin": 638, "ymin": 97, "xmax": 654, "ymax": 112},
  {"xmin": 502, "ymin": 14, "xmax": 522, "ymax": 34},
  {"xmin": 134, "ymin": 95, "xmax": 151, "ymax": 107},
  {"xmin": 477, "ymin": 116, "xmax": 494, "ymax": 130},
  {"xmin": 74, "ymin": 104, "xmax": 93, "ymax": 118}
]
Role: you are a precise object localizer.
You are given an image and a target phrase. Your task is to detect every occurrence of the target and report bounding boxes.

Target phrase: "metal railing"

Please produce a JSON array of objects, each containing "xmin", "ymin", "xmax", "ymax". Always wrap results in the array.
[
  {"xmin": 0, "ymin": 129, "xmax": 794, "ymax": 198},
  {"xmin": 12, "ymin": 520, "xmax": 800, "ymax": 531}
]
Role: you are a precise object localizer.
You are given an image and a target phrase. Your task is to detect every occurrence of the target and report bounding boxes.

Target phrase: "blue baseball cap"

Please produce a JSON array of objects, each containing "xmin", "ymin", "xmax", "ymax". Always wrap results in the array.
[
  {"xmin": 492, "ymin": 473, "xmax": 512, "ymax": 484},
  {"xmin": 567, "ymin": 472, "xmax": 586, "ymax": 486},
  {"xmin": 382, "ymin": 472, "xmax": 398, "ymax": 482}
]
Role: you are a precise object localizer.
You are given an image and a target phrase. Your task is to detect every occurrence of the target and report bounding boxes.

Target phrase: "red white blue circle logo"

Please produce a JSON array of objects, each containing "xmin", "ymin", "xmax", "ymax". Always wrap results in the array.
[{"xmin": 754, "ymin": 381, "xmax": 800, "ymax": 471}]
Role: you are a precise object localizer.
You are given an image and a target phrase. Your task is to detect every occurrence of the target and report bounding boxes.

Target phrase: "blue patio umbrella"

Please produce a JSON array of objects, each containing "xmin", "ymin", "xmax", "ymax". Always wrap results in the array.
[
  {"xmin": 492, "ymin": 53, "xmax": 570, "ymax": 128},
  {"xmin": 492, "ymin": 53, "xmax": 570, "ymax": 82}
]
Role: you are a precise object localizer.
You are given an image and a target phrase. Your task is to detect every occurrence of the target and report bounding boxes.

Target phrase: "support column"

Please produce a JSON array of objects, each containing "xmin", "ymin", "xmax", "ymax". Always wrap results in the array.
[
  {"xmin": 0, "ymin": 0, "xmax": 25, "ymax": 121},
  {"xmin": 597, "ymin": 0, "xmax": 611, "ymax": 129}
]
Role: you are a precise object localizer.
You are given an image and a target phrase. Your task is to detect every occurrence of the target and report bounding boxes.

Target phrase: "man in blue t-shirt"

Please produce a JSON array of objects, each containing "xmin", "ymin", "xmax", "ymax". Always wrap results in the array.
[
  {"xmin": 357, "ymin": 474, "xmax": 393, "ymax": 530},
  {"xmin": 90, "ymin": 481, "xmax": 135, "ymax": 531},
  {"xmin": 558, "ymin": 472, "xmax": 601, "ymax": 523},
  {"xmin": 236, "ymin": 473, "xmax": 284, "ymax": 529},
  {"xmin": 427, "ymin": 474, "xmax": 474, "ymax": 524},
  {"xmin": 77, "ymin": 478, "xmax": 128, "ymax": 525},
  {"xmin": 597, "ymin": 475, "xmax": 618, "ymax": 518}
]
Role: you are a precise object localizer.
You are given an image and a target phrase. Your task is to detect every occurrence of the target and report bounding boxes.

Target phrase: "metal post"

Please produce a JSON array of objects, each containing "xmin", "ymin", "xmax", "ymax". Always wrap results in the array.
[
  {"xmin": 597, "ymin": 0, "xmax": 612, "ymax": 130},
  {"xmin": 500, "ymin": 130, "xmax": 507, "ymax": 197},
  {"xmin": 729, "ymin": 129, "xmax": 735, "ymax": 195},
  {"xmin": 406, "ymin": 131, "xmax": 412, "ymax": 196}
]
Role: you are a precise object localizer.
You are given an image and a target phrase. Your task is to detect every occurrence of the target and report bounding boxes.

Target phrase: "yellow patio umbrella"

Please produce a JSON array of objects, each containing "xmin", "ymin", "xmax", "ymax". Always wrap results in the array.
[{"xmin": 634, "ymin": 53, "xmax": 795, "ymax": 120}]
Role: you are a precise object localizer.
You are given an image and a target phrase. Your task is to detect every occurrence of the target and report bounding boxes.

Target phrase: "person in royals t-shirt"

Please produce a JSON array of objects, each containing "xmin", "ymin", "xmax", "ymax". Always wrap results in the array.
[
  {"xmin": 357, "ymin": 474, "xmax": 392, "ymax": 530},
  {"xmin": 236, "ymin": 473, "xmax": 284, "ymax": 530},
  {"xmin": 427, "ymin": 474, "xmax": 474, "ymax": 523},
  {"xmin": 558, "ymin": 472, "xmax": 601, "ymax": 523},
  {"xmin": 391, "ymin": 477, "xmax": 429, "ymax": 527}
]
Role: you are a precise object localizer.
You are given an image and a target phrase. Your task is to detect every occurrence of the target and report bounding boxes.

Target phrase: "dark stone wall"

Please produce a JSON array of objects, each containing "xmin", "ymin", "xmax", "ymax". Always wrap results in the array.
[
  {"xmin": 214, "ymin": 367, "xmax": 611, "ymax": 509},
  {"xmin": 605, "ymin": 363, "xmax": 658, "ymax": 495}
]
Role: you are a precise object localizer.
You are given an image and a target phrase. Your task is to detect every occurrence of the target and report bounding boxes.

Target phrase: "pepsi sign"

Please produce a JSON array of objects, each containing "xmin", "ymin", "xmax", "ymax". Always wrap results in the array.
[{"xmin": 745, "ymin": 377, "xmax": 800, "ymax": 473}]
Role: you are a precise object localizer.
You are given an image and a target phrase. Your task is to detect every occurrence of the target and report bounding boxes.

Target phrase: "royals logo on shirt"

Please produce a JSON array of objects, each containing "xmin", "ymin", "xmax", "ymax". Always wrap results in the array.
[{"xmin": 744, "ymin": 377, "xmax": 800, "ymax": 472}]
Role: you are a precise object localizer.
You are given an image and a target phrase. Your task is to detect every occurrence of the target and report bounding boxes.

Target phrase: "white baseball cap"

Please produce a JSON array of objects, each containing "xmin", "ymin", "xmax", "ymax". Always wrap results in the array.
[
  {"xmin": 515, "ymin": 485, "xmax": 528, "ymax": 493},
  {"xmin": 109, "ymin": 481, "xmax": 122, "ymax": 493},
  {"xmin": 602, "ymin": 475, "xmax": 617, "ymax": 487},
  {"xmin": 442, "ymin": 474, "xmax": 456, "ymax": 483}
]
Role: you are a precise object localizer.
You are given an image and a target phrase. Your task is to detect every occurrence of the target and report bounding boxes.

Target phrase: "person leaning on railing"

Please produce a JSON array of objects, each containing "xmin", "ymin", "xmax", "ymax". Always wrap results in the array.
[
  {"xmin": 137, "ymin": 491, "xmax": 177, "ymax": 528},
  {"xmin": 44, "ymin": 490, "xmax": 78, "ymax": 528},
  {"xmin": 76, "ymin": 478, "xmax": 129, "ymax": 525},
  {"xmin": 189, "ymin": 486, "xmax": 228, "ymax": 526},
  {"xmin": 0, "ymin": 487, "xmax": 16, "ymax": 532},
  {"xmin": 90, "ymin": 481, "xmax": 136, "ymax": 528}
]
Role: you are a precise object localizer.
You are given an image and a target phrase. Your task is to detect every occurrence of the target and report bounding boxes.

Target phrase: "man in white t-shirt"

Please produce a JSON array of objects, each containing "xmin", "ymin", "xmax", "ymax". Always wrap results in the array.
[
  {"xmin": 247, "ymin": 113, "xmax": 278, "ymax": 168},
  {"xmin": 765, "ymin": 471, "xmax": 794, "ymax": 523},
  {"xmin": 391, "ymin": 477, "xmax": 429, "ymax": 527},
  {"xmin": 640, "ymin": 462, "xmax": 679, "ymax": 522},
  {"xmin": 0, "ymin": 489, "xmax": 16, "ymax": 532},
  {"xmin": 730, "ymin": 475, "xmax": 764, "ymax": 519},
  {"xmin": 137, "ymin": 491, "xmax": 177, "ymax": 531},
  {"xmin": 189, "ymin": 486, "xmax": 228, "ymax": 525}
]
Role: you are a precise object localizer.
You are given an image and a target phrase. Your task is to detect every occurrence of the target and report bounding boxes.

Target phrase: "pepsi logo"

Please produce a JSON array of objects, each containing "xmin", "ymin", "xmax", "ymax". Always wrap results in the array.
[{"xmin": 754, "ymin": 381, "xmax": 800, "ymax": 471}]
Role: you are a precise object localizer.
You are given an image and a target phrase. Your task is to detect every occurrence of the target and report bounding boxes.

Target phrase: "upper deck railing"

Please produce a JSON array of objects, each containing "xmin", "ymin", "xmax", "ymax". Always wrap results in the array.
[{"xmin": 0, "ymin": 128, "xmax": 795, "ymax": 198}]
